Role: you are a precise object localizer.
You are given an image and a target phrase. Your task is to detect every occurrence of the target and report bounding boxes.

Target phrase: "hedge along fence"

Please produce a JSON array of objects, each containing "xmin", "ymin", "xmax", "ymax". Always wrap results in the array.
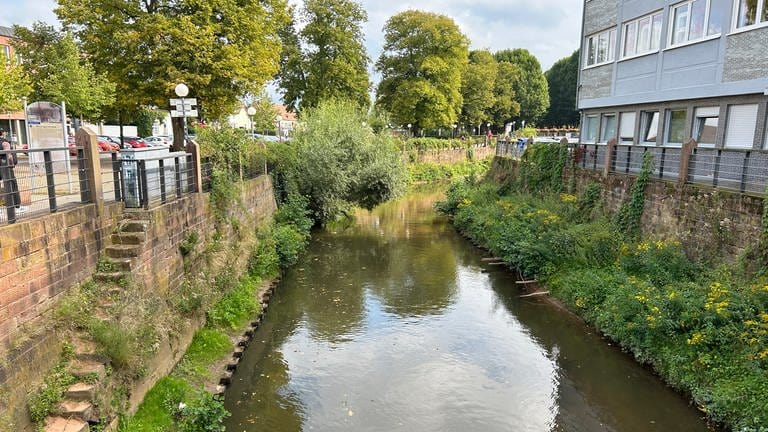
[{"xmin": 398, "ymin": 137, "xmax": 487, "ymax": 153}]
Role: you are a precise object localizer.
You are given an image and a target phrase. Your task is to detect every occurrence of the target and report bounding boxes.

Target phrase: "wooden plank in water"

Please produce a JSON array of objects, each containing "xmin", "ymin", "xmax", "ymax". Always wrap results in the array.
[
  {"xmin": 481, "ymin": 257, "xmax": 503, "ymax": 262},
  {"xmin": 515, "ymin": 279, "xmax": 538, "ymax": 285},
  {"xmin": 519, "ymin": 291, "xmax": 549, "ymax": 298}
]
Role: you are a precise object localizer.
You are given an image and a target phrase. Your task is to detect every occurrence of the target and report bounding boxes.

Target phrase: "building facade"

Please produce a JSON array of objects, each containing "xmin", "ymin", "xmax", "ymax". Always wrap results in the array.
[
  {"xmin": 0, "ymin": 25, "xmax": 27, "ymax": 146},
  {"xmin": 578, "ymin": 0, "xmax": 768, "ymax": 150}
]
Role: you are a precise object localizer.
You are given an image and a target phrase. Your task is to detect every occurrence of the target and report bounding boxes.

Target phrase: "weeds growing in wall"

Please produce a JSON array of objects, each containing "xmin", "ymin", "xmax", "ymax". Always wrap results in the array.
[
  {"xmin": 613, "ymin": 151, "xmax": 653, "ymax": 239},
  {"xmin": 515, "ymin": 143, "xmax": 569, "ymax": 194}
]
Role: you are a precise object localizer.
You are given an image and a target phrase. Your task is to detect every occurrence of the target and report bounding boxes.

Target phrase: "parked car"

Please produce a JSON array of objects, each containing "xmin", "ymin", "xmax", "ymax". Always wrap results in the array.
[
  {"xmin": 68, "ymin": 135, "xmax": 77, "ymax": 156},
  {"xmin": 144, "ymin": 136, "xmax": 171, "ymax": 147},
  {"xmin": 122, "ymin": 136, "xmax": 148, "ymax": 149},
  {"xmin": 96, "ymin": 136, "xmax": 120, "ymax": 152}
]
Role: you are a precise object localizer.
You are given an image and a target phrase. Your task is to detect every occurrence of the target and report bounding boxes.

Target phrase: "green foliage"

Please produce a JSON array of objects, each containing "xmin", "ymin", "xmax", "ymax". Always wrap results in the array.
[
  {"xmin": 90, "ymin": 320, "xmax": 132, "ymax": 369},
  {"xmin": 118, "ymin": 377, "xmax": 190, "ymax": 432},
  {"xmin": 398, "ymin": 138, "xmax": 470, "ymax": 152},
  {"xmin": 490, "ymin": 62, "xmax": 521, "ymax": 127},
  {"xmin": 248, "ymin": 231, "xmax": 281, "ymax": 279},
  {"xmin": 28, "ymin": 356, "xmax": 77, "ymax": 424},
  {"xmin": 516, "ymin": 143, "xmax": 569, "ymax": 193},
  {"xmin": 206, "ymin": 276, "xmax": 261, "ymax": 330},
  {"xmin": 134, "ymin": 108, "xmax": 167, "ymax": 137},
  {"xmin": 408, "ymin": 159, "xmax": 490, "ymax": 184},
  {"xmin": 0, "ymin": 59, "xmax": 31, "ymax": 113},
  {"xmin": 375, "ymin": 10, "xmax": 469, "ymax": 132},
  {"xmin": 56, "ymin": 0, "xmax": 289, "ymax": 120},
  {"xmin": 13, "ymin": 23, "xmax": 115, "ymax": 120},
  {"xmin": 245, "ymin": 90, "xmax": 279, "ymax": 133},
  {"xmin": 97, "ymin": 257, "xmax": 115, "ymax": 273},
  {"xmin": 279, "ymin": 0, "xmax": 371, "ymax": 110},
  {"xmin": 438, "ymin": 173, "xmax": 768, "ymax": 430},
  {"xmin": 178, "ymin": 390, "xmax": 230, "ymax": 432},
  {"xmin": 175, "ymin": 329, "xmax": 232, "ymax": 383},
  {"xmin": 543, "ymin": 50, "xmax": 579, "ymax": 127},
  {"xmin": 287, "ymin": 99, "xmax": 406, "ymax": 222},
  {"xmin": 613, "ymin": 151, "xmax": 653, "ymax": 239},
  {"xmin": 179, "ymin": 232, "xmax": 200, "ymax": 257},
  {"xmin": 494, "ymin": 49, "xmax": 549, "ymax": 124},
  {"xmin": 460, "ymin": 50, "xmax": 498, "ymax": 127}
]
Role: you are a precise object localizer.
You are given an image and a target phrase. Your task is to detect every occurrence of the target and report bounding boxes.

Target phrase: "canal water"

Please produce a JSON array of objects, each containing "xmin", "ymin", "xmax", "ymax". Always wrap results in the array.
[{"xmin": 224, "ymin": 188, "xmax": 711, "ymax": 432}]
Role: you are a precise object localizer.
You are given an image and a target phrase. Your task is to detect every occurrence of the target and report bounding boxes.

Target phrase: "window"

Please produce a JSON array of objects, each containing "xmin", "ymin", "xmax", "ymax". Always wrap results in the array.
[
  {"xmin": 670, "ymin": 0, "xmax": 720, "ymax": 46},
  {"xmin": 584, "ymin": 115, "xmax": 599, "ymax": 143},
  {"xmin": 735, "ymin": 0, "xmax": 768, "ymax": 28},
  {"xmin": 619, "ymin": 112, "xmax": 637, "ymax": 144},
  {"xmin": 622, "ymin": 12, "xmax": 663, "ymax": 57},
  {"xmin": 694, "ymin": 107, "xmax": 719, "ymax": 146},
  {"xmin": 1, "ymin": 45, "xmax": 9, "ymax": 60},
  {"xmin": 642, "ymin": 111, "xmax": 660, "ymax": 144},
  {"xmin": 666, "ymin": 109, "xmax": 687, "ymax": 146},
  {"xmin": 600, "ymin": 114, "xmax": 617, "ymax": 142},
  {"xmin": 585, "ymin": 28, "xmax": 617, "ymax": 67},
  {"xmin": 725, "ymin": 104, "xmax": 758, "ymax": 148}
]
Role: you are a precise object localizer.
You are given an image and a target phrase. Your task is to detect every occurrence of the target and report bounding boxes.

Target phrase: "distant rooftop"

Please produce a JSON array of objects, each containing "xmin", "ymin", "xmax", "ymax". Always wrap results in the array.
[{"xmin": 0, "ymin": 26, "xmax": 15, "ymax": 39}]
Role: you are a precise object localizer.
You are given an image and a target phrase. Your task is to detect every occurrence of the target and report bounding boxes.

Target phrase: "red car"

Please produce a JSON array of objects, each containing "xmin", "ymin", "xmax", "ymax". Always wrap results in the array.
[{"xmin": 122, "ymin": 136, "xmax": 148, "ymax": 149}]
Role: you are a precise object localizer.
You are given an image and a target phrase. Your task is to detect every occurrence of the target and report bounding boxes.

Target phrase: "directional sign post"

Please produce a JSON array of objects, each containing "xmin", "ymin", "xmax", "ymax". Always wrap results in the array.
[{"xmin": 169, "ymin": 95, "xmax": 198, "ymax": 145}]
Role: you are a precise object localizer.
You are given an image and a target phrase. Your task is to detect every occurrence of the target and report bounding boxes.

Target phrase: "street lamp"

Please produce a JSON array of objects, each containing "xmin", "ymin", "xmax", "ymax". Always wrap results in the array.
[
  {"xmin": 452, "ymin": 123, "xmax": 457, "ymax": 138},
  {"xmin": 276, "ymin": 115, "xmax": 283, "ymax": 142},
  {"xmin": 407, "ymin": 123, "xmax": 412, "ymax": 138},
  {"xmin": 175, "ymin": 83, "xmax": 190, "ymax": 144}
]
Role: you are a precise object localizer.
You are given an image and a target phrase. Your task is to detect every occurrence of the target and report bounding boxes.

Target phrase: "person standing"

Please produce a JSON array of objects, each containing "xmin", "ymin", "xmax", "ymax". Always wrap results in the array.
[{"xmin": 0, "ymin": 128, "xmax": 24, "ymax": 212}]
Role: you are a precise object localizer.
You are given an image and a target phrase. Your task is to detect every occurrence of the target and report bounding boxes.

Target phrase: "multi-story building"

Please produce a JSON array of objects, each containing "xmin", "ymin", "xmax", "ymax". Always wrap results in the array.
[
  {"xmin": 578, "ymin": 0, "xmax": 768, "ymax": 152},
  {"xmin": 0, "ymin": 25, "xmax": 27, "ymax": 145}
]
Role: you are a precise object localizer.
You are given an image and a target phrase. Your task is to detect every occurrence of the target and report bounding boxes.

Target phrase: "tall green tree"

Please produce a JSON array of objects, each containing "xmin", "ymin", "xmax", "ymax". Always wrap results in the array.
[
  {"xmin": 490, "ymin": 62, "xmax": 521, "ymax": 129},
  {"xmin": 0, "ymin": 61, "xmax": 31, "ymax": 113},
  {"xmin": 375, "ymin": 10, "xmax": 469, "ymax": 133},
  {"xmin": 543, "ymin": 50, "xmax": 580, "ymax": 127},
  {"xmin": 276, "ymin": 15, "xmax": 305, "ymax": 113},
  {"xmin": 13, "ymin": 23, "xmax": 115, "ymax": 120},
  {"xmin": 495, "ymin": 48, "xmax": 549, "ymax": 124},
  {"xmin": 56, "ymin": 0, "xmax": 289, "ymax": 147},
  {"xmin": 460, "ymin": 50, "xmax": 497, "ymax": 130},
  {"xmin": 294, "ymin": 0, "xmax": 371, "ymax": 110}
]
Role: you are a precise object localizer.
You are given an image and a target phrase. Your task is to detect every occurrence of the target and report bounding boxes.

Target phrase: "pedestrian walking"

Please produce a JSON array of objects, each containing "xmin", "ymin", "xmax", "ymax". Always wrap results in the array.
[{"xmin": 0, "ymin": 129, "xmax": 25, "ymax": 213}]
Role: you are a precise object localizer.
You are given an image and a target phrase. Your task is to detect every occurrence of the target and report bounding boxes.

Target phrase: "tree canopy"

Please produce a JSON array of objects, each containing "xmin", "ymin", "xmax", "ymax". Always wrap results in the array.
[
  {"xmin": 543, "ymin": 50, "xmax": 579, "ymax": 127},
  {"xmin": 490, "ymin": 61, "xmax": 521, "ymax": 129},
  {"xmin": 375, "ymin": 10, "xmax": 469, "ymax": 133},
  {"xmin": 0, "ymin": 61, "xmax": 31, "ymax": 113},
  {"xmin": 460, "ymin": 50, "xmax": 497, "ymax": 129},
  {"xmin": 495, "ymin": 48, "xmax": 549, "ymax": 125},
  {"xmin": 55, "ymin": 0, "xmax": 289, "ymax": 120},
  {"xmin": 276, "ymin": 99, "xmax": 406, "ymax": 222},
  {"xmin": 278, "ymin": 0, "xmax": 370, "ymax": 111},
  {"xmin": 13, "ymin": 22, "xmax": 115, "ymax": 120}
]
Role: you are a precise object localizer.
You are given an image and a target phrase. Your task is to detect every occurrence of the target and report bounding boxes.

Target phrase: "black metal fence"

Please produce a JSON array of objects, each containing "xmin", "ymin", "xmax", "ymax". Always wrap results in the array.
[{"xmin": 496, "ymin": 141, "xmax": 768, "ymax": 195}]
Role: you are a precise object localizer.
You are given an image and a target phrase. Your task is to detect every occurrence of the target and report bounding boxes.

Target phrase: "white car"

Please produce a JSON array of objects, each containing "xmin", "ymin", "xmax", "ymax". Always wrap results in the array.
[{"xmin": 144, "ymin": 136, "xmax": 171, "ymax": 147}]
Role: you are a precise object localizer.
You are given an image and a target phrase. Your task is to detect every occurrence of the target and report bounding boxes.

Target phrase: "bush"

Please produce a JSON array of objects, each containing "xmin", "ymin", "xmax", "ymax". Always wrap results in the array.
[{"xmin": 206, "ymin": 276, "xmax": 261, "ymax": 330}]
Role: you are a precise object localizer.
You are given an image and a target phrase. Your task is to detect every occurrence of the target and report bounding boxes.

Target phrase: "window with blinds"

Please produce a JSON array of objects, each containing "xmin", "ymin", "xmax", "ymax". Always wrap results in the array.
[
  {"xmin": 694, "ymin": 106, "xmax": 719, "ymax": 146},
  {"xmin": 725, "ymin": 104, "xmax": 758, "ymax": 148},
  {"xmin": 619, "ymin": 112, "xmax": 636, "ymax": 144}
]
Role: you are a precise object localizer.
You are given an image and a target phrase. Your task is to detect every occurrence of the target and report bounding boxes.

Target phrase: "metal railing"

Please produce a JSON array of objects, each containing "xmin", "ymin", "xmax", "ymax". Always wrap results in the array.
[
  {"xmin": 496, "ymin": 141, "xmax": 768, "ymax": 195},
  {"xmin": 122, "ymin": 153, "xmax": 196, "ymax": 209},
  {"xmin": 1, "ymin": 147, "xmax": 88, "ymax": 224}
]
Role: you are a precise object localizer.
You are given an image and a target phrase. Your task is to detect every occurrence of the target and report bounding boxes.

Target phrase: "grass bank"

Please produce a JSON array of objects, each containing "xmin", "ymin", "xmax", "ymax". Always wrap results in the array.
[{"xmin": 437, "ymin": 146, "xmax": 768, "ymax": 431}]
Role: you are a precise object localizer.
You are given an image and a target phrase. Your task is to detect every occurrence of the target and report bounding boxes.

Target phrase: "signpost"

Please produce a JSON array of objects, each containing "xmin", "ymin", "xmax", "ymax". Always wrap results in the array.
[{"xmin": 170, "ymin": 84, "xmax": 196, "ymax": 147}]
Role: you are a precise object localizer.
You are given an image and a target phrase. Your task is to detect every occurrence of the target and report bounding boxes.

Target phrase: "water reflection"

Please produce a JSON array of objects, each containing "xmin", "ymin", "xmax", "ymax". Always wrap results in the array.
[{"xmin": 224, "ymin": 187, "xmax": 711, "ymax": 432}]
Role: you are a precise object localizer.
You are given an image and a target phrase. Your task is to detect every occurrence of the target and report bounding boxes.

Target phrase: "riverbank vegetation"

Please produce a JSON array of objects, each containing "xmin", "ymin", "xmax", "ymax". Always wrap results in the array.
[{"xmin": 437, "ymin": 145, "xmax": 768, "ymax": 431}]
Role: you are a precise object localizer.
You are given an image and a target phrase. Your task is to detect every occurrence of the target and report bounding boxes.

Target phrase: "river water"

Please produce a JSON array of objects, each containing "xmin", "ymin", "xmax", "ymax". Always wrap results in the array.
[{"xmin": 224, "ymin": 188, "xmax": 711, "ymax": 432}]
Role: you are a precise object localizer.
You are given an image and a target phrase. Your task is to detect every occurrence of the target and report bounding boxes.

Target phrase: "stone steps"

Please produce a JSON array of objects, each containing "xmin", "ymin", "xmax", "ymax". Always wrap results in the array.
[
  {"xmin": 93, "ymin": 272, "xmax": 125, "ymax": 283},
  {"xmin": 70, "ymin": 359, "xmax": 107, "ymax": 382},
  {"xmin": 44, "ymin": 416, "xmax": 89, "ymax": 432},
  {"xmin": 105, "ymin": 244, "xmax": 142, "ymax": 259},
  {"xmin": 65, "ymin": 382, "xmax": 97, "ymax": 401},
  {"xmin": 111, "ymin": 231, "xmax": 146, "ymax": 245},
  {"xmin": 119, "ymin": 220, "xmax": 150, "ymax": 233},
  {"xmin": 57, "ymin": 400, "xmax": 94, "ymax": 422}
]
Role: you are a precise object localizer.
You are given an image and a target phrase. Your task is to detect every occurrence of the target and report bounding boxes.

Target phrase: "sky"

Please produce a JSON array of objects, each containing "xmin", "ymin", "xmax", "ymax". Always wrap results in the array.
[{"xmin": 0, "ymin": 0, "xmax": 583, "ymax": 97}]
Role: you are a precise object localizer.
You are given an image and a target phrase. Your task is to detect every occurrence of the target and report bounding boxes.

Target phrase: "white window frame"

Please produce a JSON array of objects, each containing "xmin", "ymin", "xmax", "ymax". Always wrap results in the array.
[
  {"xmin": 693, "ymin": 106, "xmax": 719, "ymax": 147},
  {"xmin": 725, "ymin": 104, "xmax": 758, "ymax": 149},
  {"xmin": 600, "ymin": 114, "xmax": 618, "ymax": 143},
  {"xmin": 584, "ymin": 28, "xmax": 617, "ymax": 68},
  {"xmin": 1, "ymin": 45, "xmax": 9, "ymax": 60},
  {"xmin": 619, "ymin": 112, "xmax": 637, "ymax": 144},
  {"xmin": 621, "ymin": 11, "xmax": 664, "ymax": 59},
  {"xmin": 665, "ymin": 108, "xmax": 688, "ymax": 147},
  {"xmin": 583, "ymin": 115, "xmax": 599, "ymax": 143},
  {"xmin": 732, "ymin": 0, "xmax": 768, "ymax": 31},
  {"xmin": 641, "ymin": 111, "xmax": 660, "ymax": 145},
  {"xmin": 668, "ymin": 0, "xmax": 720, "ymax": 47}
]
